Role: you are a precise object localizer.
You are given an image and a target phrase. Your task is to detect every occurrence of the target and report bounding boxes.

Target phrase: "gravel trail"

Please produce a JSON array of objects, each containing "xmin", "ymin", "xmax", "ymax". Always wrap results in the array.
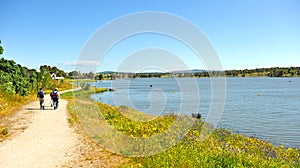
[{"xmin": 0, "ymin": 90, "xmax": 78, "ymax": 168}]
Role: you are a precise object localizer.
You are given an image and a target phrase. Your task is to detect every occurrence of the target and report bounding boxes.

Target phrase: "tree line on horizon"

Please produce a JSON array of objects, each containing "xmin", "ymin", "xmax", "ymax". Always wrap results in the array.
[
  {"xmin": 1, "ymin": 40, "xmax": 299, "ymax": 96},
  {"xmin": 94, "ymin": 67, "xmax": 300, "ymax": 80},
  {"xmin": 224, "ymin": 67, "xmax": 300, "ymax": 77}
]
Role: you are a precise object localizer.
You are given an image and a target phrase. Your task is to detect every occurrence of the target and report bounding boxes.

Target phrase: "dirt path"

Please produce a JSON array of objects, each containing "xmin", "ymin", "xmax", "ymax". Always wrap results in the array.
[{"xmin": 0, "ymin": 90, "xmax": 78, "ymax": 167}]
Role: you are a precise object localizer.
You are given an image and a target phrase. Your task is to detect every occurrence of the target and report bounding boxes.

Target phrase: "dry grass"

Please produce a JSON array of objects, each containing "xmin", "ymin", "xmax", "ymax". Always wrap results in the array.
[{"xmin": 0, "ymin": 93, "xmax": 35, "ymax": 117}]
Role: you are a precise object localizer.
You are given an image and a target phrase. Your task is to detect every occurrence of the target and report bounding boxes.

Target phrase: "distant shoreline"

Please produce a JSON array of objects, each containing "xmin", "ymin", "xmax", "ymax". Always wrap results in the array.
[
  {"xmin": 91, "ymin": 76, "xmax": 300, "ymax": 81},
  {"xmin": 93, "ymin": 67, "xmax": 300, "ymax": 80}
]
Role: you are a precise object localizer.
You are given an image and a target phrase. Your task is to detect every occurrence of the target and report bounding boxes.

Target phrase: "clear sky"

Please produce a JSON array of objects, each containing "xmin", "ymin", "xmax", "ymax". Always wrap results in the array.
[{"xmin": 1, "ymin": 0, "xmax": 300, "ymax": 72}]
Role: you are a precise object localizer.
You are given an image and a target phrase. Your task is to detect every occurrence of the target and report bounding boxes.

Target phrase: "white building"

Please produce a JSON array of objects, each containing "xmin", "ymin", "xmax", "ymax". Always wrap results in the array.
[{"xmin": 51, "ymin": 73, "xmax": 64, "ymax": 80}]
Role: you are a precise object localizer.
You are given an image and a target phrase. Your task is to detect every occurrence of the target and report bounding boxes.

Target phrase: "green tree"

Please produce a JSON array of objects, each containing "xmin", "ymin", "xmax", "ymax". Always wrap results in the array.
[
  {"xmin": 0, "ymin": 40, "xmax": 4, "ymax": 55},
  {"xmin": 38, "ymin": 68, "xmax": 51, "ymax": 89},
  {"xmin": 0, "ymin": 58, "xmax": 30, "ymax": 96},
  {"xmin": 87, "ymin": 71, "xmax": 94, "ymax": 79},
  {"xmin": 96, "ymin": 73, "xmax": 104, "ymax": 80},
  {"xmin": 68, "ymin": 70, "xmax": 80, "ymax": 79}
]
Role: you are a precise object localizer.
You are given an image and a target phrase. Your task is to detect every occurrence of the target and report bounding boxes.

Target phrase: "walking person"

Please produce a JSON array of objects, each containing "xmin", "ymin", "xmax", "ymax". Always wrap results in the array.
[
  {"xmin": 50, "ymin": 88, "xmax": 60, "ymax": 110},
  {"xmin": 37, "ymin": 88, "xmax": 45, "ymax": 109}
]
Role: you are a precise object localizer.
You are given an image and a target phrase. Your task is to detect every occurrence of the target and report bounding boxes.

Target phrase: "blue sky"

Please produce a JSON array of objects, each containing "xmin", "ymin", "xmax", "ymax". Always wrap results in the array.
[{"xmin": 1, "ymin": 0, "xmax": 300, "ymax": 72}]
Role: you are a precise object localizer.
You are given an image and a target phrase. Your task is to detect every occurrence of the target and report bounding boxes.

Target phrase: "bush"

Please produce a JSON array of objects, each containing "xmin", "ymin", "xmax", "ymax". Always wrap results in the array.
[
  {"xmin": 0, "ymin": 58, "xmax": 32, "ymax": 96},
  {"xmin": 80, "ymin": 82, "xmax": 91, "ymax": 90},
  {"xmin": 1, "ymin": 127, "xmax": 8, "ymax": 135}
]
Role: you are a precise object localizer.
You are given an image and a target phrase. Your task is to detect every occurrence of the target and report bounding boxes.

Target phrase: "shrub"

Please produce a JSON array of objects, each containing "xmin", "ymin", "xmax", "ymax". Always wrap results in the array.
[{"xmin": 1, "ymin": 127, "xmax": 8, "ymax": 135}]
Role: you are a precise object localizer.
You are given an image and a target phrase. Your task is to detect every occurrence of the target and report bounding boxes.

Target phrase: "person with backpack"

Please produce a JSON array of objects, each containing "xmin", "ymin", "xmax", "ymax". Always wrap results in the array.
[
  {"xmin": 37, "ymin": 88, "xmax": 45, "ymax": 109},
  {"xmin": 50, "ymin": 88, "xmax": 60, "ymax": 110}
]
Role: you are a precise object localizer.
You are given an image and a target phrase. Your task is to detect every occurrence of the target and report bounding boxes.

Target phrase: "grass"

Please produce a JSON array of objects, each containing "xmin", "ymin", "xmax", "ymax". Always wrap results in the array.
[
  {"xmin": 128, "ymin": 128, "xmax": 300, "ymax": 167},
  {"xmin": 48, "ymin": 79, "xmax": 74, "ymax": 91},
  {"xmin": 0, "ymin": 92, "xmax": 36, "ymax": 117},
  {"xmin": 98, "ymin": 102, "xmax": 177, "ymax": 138},
  {"xmin": 62, "ymin": 86, "xmax": 107, "ymax": 126},
  {"xmin": 65, "ymin": 94, "xmax": 300, "ymax": 167},
  {"xmin": 60, "ymin": 87, "xmax": 108, "ymax": 100},
  {"xmin": 66, "ymin": 78, "xmax": 98, "ymax": 83}
]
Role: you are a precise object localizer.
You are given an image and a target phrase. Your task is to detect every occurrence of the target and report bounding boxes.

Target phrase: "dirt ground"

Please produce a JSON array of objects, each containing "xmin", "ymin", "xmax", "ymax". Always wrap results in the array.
[{"xmin": 0, "ymin": 90, "xmax": 129, "ymax": 168}]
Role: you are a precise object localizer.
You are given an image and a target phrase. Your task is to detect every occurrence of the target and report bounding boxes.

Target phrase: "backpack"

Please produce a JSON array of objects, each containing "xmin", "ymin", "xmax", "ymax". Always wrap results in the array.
[
  {"xmin": 51, "ymin": 91, "xmax": 58, "ymax": 99},
  {"xmin": 38, "ymin": 91, "xmax": 44, "ymax": 98}
]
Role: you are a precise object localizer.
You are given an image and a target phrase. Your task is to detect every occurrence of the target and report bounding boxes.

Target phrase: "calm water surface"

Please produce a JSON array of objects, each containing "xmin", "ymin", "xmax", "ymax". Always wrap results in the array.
[{"xmin": 91, "ymin": 78, "xmax": 300, "ymax": 148}]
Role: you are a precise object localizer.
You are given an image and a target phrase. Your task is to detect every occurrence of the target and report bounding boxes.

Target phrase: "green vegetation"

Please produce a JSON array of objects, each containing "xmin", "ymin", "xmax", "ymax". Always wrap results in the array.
[
  {"xmin": 0, "ymin": 126, "xmax": 9, "ymax": 140},
  {"xmin": 1, "ymin": 127, "xmax": 8, "ymax": 135},
  {"xmin": 94, "ymin": 67, "xmax": 300, "ymax": 80},
  {"xmin": 60, "ymin": 83, "xmax": 107, "ymax": 100},
  {"xmin": 224, "ymin": 67, "xmax": 300, "ymax": 77},
  {"xmin": 127, "ymin": 127, "xmax": 300, "ymax": 167},
  {"xmin": 66, "ymin": 92, "xmax": 300, "ymax": 167},
  {"xmin": 0, "ymin": 56, "xmax": 38, "ymax": 116},
  {"xmin": 0, "ymin": 57, "xmax": 35, "ymax": 96},
  {"xmin": 68, "ymin": 70, "xmax": 96, "ymax": 79},
  {"xmin": 97, "ymin": 103, "xmax": 300, "ymax": 167},
  {"xmin": 40, "ymin": 65, "xmax": 67, "ymax": 78},
  {"xmin": 0, "ymin": 40, "xmax": 3, "ymax": 55},
  {"xmin": 0, "ymin": 59, "xmax": 72, "ymax": 96},
  {"xmin": 98, "ymin": 103, "xmax": 176, "ymax": 138},
  {"xmin": 0, "ymin": 59, "xmax": 72, "ymax": 116},
  {"xmin": 0, "ymin": 40, "xmax": 72, "ymax": 117},
  {"xmin": 67, "ymin": 78, "xmax": 97, "ymax": 83}
]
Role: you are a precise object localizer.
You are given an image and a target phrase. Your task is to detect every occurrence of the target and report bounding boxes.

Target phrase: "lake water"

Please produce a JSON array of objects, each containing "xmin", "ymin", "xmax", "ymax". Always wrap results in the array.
[{"xmin": 90, "ymin": 78, "xmax": 300, "ymax": 148}]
